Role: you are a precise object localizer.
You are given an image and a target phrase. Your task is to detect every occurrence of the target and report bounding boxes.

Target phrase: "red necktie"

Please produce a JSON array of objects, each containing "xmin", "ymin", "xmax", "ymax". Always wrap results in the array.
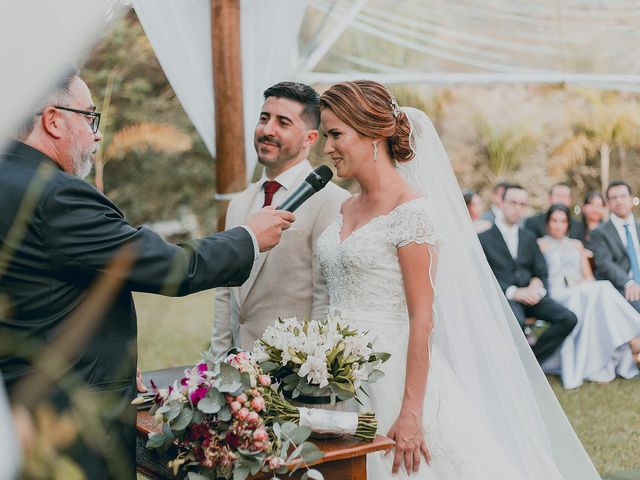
[{"xmin": 262, "ymin": 180, "xmax": 282, "ymax": 207}]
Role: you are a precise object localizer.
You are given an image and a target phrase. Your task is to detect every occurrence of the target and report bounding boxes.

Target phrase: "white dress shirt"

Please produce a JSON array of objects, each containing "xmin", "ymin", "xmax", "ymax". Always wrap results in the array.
[
  {"xmin": 250, "ymin": 159, "xmax": 311, "ymax": 214},
  {"xmin": 610, "ymin": 213, "xmax": 640, "ymax": 283},
  {"xmin": 495, "ymin": 219, "xmax": 520, "ymax": 300},
  {"xmin": 496, "ymin": 218, "xmax": 519, "ymax": 259}
]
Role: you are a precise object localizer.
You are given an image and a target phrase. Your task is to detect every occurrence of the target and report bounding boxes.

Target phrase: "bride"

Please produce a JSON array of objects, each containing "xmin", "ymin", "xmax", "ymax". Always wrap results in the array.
[{"xmin": 315, "ymin": 80, "xmax": 600, "ymax": 479}]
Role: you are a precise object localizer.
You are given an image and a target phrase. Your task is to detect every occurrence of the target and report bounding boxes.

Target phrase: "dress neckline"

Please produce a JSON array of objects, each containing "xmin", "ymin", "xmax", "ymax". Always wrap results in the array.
[{"xmin": 337, "ymin": 197, "xmax": 423, "ymax": 245}]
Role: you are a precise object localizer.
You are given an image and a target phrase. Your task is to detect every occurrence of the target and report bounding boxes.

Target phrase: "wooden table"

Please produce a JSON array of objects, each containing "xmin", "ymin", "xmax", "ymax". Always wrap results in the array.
[{"xmin": 136, "ymin": 368, "xmax": 395, "ymax": 480}]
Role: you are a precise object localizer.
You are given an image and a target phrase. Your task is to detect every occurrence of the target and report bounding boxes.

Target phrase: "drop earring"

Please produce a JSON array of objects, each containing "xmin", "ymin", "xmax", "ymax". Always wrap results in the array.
[{"xmin": 373, "ymin": 142, "xmax": 378, "ymax": 161}]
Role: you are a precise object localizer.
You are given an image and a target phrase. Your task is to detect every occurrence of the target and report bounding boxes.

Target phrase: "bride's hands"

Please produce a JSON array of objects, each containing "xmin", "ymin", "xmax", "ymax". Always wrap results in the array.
[{"xmin": 387, "ymin": 409, "xmax": 431, "ymax": 475}]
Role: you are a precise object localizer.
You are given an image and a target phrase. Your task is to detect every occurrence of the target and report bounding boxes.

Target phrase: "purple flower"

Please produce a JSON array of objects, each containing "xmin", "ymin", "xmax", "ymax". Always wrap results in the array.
[{"xmin": 181, "ymin": 363, "xmax": 210, "ymax": 405}]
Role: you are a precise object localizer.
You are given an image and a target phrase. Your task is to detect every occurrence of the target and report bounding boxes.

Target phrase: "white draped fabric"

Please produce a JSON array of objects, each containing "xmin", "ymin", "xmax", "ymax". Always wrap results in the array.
[
  {"xmin": 0, "ymin": 0, "xmax": 119, "ymax": 152},
  {"xmin": 132, "ymin": 0, "xmax": 308, "ymax": 182}
]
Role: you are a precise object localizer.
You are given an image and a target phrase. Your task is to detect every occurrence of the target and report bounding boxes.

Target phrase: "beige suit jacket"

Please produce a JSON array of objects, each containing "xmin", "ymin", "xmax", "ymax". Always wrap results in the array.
[{"xmin": 210, "ymin": 164, "xmax": 350, "ymax": 357}]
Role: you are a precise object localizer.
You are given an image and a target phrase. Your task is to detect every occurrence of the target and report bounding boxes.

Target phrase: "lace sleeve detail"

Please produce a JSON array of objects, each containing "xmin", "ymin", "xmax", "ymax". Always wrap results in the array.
[{"xmin": 390, "ymin": 197, "xmax": 439, "ymax": 248}]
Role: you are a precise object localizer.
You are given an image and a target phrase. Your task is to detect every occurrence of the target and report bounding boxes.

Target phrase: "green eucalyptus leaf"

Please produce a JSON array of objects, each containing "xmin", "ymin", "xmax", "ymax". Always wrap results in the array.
[
  {"xmin": 155, "ymin": 403, "xmax": 173, "ymax": 415},
  {"xmin": 260, "ymin": 361, "xmax": 279, "ymax": 373},
  {"xmin": 281, "ymin": 421, "xmax": 296, "ymax": 435},
  {"xmin": 198, "ymin": 388, "xmax": 224, "ymax": 414},
  {"xmin": 373, "ymin": 352, "xmax": 391, "ymax": 363},
  {"xmin": 288, "ymin": 426, "xmax": 312, "ymax": 445},
  {"xmin": 218, "ymin": 405, "xmax": 232, "ymax": 422},
  {"xmin": 171, "ymin": 407, "xmax": 193, "ymax": 431},
  {"xmin": 218, "ymin": 362, "xmax": 243, "ymax": 392},
  {"xmin": 286, "ymin": 444, "xmax": 304, "ymax": 464},
  {"xmin": 191, "ymin": 409, "xmax": 205, "ymax": 424},
  {"xmin": 367, "ymin": 369, "xmax": 385, "ymax": 383},
  {"xmin": 301, "ymin": 469, "xmax": 324, "ymax": 480},
  {"xmin": 300, "ymin": 443, "xmax": 324, "ymax": 464},
  {"xmin": 165, "ymin": 404, "xmax": 182, "ymax": 422},
  {"xmin": 145, "ymin": 432, "xmax": 164, "ymax": 449},
  {"xmin": 233, "ymin": 465, "xmax": 250, "ymax": 480},
  {"xmin": 241, "ymin": 371, "xmax": 253, "ymax": 389},
  {"xmin": 162, "ymin": 423, "xmax": 175, "ymax": 443}
]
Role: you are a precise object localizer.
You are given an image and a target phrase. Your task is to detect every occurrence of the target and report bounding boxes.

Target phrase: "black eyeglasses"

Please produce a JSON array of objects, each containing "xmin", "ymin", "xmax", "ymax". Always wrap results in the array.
[{"xmin": 37, "ymin": 106, "xmax": 101, "ymax": 133}]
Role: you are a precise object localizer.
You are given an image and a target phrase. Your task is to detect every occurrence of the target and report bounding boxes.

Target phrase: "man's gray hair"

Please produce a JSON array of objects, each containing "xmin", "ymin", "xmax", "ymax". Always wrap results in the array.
[{"xmin": 16, "ymin": 66, "xmax": 81, "ymax": 140}]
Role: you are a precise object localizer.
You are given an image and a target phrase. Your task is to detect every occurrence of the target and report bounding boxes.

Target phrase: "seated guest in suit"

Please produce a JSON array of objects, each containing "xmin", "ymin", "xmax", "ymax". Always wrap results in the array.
[
  {"xmin": 580, "ymin": 191, "xmax": 606, "ymax": 244},
  {"xmin": 590, "ymin": 180, "xmax": 640, "ymax": 314},
  {"xmin": 480, "ymin": 180, "xmax": 511, "ymax": 224},
  {"xmin": 463, "ymin": 188, "xmax": 492, "ymax": 233},
  {"xmin": 538, "ymin": 204, "xmax": 640, "ymax": 388},
  {"xmin": 524, "ymin": 182, "xmax": 583, "ymax": 240},
  {"xmin": 479, "ymin": 185, "xmax": 577, "ymax": 363}
]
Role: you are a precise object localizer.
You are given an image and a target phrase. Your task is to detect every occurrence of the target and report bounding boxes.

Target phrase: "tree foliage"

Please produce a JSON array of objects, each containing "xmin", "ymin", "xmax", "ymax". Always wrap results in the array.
[{"xmin": 82, "ymin": 10, "xmax": 218, "ymax": 232}]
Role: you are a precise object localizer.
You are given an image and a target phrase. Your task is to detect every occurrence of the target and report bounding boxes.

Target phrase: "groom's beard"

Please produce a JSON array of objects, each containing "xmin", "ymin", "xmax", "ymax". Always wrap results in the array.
[{"xmin": 255, "ymin": 135, "xmax": 303, "ymax": 169}]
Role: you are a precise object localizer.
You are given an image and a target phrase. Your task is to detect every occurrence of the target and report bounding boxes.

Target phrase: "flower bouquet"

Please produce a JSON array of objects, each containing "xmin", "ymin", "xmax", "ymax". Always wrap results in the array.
[
  {"xmin": 254, "ymin": 314, "xmax": 390, "ymax": 406},
  {"xmin": 143, "ymin": 351, "xmax": 324, "ymax": 480}
]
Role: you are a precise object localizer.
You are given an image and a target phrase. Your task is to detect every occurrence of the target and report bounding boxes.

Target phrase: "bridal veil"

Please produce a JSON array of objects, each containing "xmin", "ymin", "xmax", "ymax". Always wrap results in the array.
[{"xmin": 395, "ymin": 107, "xmax": 600, "ymax": 480}]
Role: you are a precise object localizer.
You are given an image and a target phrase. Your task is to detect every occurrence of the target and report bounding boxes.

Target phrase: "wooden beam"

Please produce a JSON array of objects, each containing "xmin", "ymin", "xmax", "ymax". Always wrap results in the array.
[{"xmin": 212, "ymin": 0, "xmax": 246, "ymax": 231}]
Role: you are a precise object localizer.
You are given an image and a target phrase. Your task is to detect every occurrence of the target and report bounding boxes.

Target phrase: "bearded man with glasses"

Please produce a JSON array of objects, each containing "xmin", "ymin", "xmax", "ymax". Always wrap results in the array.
[{"xmin": 0, "ymin": 67, "xmax": 294, "ymax": 479}]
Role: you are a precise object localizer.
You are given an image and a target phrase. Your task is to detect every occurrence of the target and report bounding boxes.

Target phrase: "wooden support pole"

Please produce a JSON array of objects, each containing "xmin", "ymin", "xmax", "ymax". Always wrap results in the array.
[{"xmin": 212, "ymin": 0, "xmax": 246, "ymax": 231}]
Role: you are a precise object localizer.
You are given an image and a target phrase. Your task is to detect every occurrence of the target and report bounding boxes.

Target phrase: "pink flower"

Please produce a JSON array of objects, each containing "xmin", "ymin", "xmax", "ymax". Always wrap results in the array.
[
  {"xmin": 250, "ymin": 396, "xmax": 265, "ymax": 412},
  {"xmin": 247, "ymin": 411, "xmax": 260, "ymax": 424},
  {"xmin": 258, "ymin": 375, "xmax": 272, "ymax": 387},
  {"xmin": 230, "ymin": 401, "xmax": 242, "ymax": 413},
  {"xmin": 268, "ymin": 456, "xmax": 285, "ymax": 470},
  {"xmin": 236, "ymin": 393, "xmax": 248, "ymax": 404},
  {"xmin": 252, "ymin": 440, "xmax": 267, "ymax": 452},
  {"xmin": 225, "ymin": 394, "xmax": 234, "ymax": 404},
  {"xmin": 237, "ymin": 408, "xmax": 250, "ymax": 421},
  {"xmin": 253, "ymin": 428, "xmax": 268, "ymax": 442}
]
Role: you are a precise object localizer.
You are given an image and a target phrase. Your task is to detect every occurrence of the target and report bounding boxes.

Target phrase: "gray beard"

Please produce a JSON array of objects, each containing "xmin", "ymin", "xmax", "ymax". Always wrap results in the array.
[{"xmin": 71, "ymin": 139, "xmax": 96, "ymax": 179}]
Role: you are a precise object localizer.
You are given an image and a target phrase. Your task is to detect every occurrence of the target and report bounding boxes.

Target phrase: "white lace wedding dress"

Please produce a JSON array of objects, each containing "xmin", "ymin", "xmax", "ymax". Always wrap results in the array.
[{"xmin": 316, "ymin": 197, "xmax": 531, "ymax": 479}]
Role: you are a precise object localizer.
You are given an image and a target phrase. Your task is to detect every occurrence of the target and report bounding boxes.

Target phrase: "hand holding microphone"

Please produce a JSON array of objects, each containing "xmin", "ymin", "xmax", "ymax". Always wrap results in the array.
[{"xmin": 246, "ymin": 208, "xmax": 295, "ymax": 252}]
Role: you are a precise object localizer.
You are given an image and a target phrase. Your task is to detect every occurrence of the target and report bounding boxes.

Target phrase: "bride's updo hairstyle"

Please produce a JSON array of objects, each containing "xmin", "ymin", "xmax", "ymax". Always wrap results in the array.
[{"xmin": 319, "ymin": 80, "xmax": 415, "ymax": 163}]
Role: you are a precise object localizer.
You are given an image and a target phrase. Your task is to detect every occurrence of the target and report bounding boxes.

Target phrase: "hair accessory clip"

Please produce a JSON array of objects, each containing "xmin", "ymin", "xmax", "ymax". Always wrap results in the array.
[{"xmin": 390, "ymin": 94, "xmax": 400, "ymax": 118}]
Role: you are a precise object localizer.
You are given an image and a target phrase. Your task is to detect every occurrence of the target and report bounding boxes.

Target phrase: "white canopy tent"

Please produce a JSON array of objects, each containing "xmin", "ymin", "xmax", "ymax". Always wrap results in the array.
[{"xmin": 132, "ymin": 0, "xmax": 640, "ymax": 181}]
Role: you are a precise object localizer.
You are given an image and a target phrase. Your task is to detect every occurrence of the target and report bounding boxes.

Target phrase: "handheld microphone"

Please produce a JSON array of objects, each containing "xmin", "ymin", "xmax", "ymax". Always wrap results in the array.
[{"xmin": 277, "ymin": 165, "xmax": 334, "ymax": 212}]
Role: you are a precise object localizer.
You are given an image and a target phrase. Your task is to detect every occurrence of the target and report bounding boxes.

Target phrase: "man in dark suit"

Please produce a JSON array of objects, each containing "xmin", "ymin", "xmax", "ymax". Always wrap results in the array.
[
  {"xmin": 0, "ymin": 69, "xmax": 293, "ymax": 478},
  {"xmin": 524, "ymin": 182, "xmax": 584, "ymax": 240},
  {"xmin": 479, "ymin": 185, "xmax": 577, "ymax": 363},
  {"xmin": 589, "ymin": 180, "xmax": 640, "ymax": 313}
]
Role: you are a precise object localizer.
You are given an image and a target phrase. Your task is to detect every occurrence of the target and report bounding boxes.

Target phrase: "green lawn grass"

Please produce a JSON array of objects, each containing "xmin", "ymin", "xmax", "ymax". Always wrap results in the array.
[{"xmin": 135, "ymin": 291, "xmax": 640, "ymax": 478}]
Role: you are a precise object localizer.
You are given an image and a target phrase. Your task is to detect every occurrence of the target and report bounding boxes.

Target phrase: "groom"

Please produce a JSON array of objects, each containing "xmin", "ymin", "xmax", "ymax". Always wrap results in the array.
[
  {"xmin": 210, "ymin": 82, "xmax": 349, "ymax": 357},
  {"xmin": 479, "ymin": 184, "xmax": 577, "ymax": 362}
]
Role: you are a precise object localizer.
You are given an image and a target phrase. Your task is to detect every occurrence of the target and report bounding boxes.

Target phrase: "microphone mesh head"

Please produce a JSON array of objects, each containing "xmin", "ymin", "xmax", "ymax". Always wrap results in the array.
[{"xmin": 306, "ymin": 165, "xmax": 333, "ymax": 191}]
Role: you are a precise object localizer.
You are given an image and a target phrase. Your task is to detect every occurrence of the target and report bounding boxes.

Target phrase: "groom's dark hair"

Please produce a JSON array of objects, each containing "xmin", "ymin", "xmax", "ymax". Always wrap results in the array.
[{"xmin": 263, "ymin": 82, "xmax": 320, "ymax": 130}]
